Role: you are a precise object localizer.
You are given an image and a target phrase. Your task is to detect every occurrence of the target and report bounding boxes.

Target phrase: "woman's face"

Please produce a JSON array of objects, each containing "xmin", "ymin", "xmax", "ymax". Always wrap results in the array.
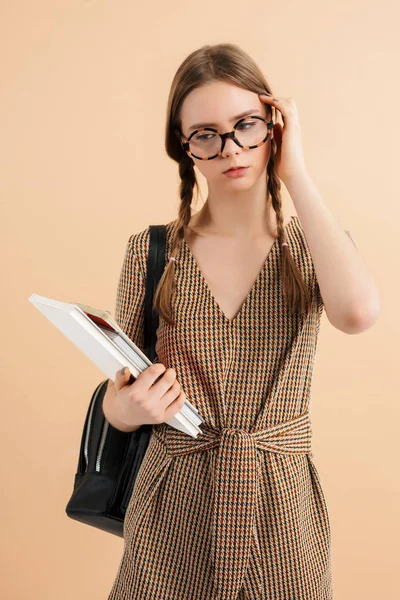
[{"xmin": 179, "ymin": 81, "xmax": 273, "ymax": 189}]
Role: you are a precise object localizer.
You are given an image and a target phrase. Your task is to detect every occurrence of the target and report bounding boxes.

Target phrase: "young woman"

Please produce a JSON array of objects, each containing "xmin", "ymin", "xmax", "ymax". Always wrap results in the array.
[{"xmin": 106, "ymin": 43, "xmax": 380, "ymax": 600}]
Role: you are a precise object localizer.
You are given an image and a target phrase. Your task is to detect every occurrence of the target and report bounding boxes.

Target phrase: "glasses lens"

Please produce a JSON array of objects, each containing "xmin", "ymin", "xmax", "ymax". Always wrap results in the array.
[
  {"xmin": 188, "ymin": 118, "xmax": 269, "ymax": 159},
  {"xmin": 236, "ymin": 118, "xmax": 269, "ymax": 148},
  {"xmin": 189, "ymin": 130, "xmax": 221, "ymax": 160}
]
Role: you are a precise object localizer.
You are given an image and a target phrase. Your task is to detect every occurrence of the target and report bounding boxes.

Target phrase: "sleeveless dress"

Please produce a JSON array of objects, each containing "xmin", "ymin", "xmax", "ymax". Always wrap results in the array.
[{"xmin": 107, "ymin": 215, "xmax": 352, "ymax": 600}]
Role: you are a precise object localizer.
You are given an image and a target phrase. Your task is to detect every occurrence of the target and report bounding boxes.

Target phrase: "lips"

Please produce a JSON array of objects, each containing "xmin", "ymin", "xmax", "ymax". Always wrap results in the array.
[{"xmin": 224, "ymin": 166, "xmax": 247, "ymax": 173}]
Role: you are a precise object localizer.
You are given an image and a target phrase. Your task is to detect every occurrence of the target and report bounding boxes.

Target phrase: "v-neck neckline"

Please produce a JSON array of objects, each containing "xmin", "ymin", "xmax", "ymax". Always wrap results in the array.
[{"xmin": 182, "ymin": 215, "xmax": 296, "ymax": 326}]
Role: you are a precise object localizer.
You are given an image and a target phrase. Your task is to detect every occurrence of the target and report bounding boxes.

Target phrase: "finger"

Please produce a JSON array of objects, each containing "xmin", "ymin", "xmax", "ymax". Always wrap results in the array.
[
  {"xmin": 259, "ymin": 93, "xmax": 280, "ymax": 102},
  {"xmin": 258, "ymin": 93, "xmax": 285, "ymax": 123},
  {"xmin": 114, "ymin": 366, "xmax": 131, "ymax": 391},
  {"xmin": 137, "ymin": 363, "xmax": 168, "ymax": 390}
]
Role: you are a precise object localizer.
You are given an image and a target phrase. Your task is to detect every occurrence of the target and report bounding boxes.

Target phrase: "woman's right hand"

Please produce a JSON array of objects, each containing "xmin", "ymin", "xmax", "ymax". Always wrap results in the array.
[{"xmin": 104, "ymin": 364, "xmax": 187, "ymax": 431}]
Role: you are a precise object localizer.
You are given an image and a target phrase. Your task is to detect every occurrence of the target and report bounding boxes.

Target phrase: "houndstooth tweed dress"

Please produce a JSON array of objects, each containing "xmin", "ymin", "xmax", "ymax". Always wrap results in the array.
[{"xmin": 108, "ymin": 215, "xmax": 355, "ymax": 600}]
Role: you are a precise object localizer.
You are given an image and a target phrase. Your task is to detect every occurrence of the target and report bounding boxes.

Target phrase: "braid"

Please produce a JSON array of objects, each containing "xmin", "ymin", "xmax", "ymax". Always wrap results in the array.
[
  {"xmin": 267, "ymin": 140, "xmax": 311, "ymax": 314},
  {"xmin": 153, "ymin": 155, "xmax": 196, "ymax": 326}
]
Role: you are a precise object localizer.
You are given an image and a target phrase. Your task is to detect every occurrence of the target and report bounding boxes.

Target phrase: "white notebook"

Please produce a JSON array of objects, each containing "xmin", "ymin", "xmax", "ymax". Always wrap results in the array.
[{"xmin": 28, "ymin": 293, "xmax": 205, "ymax": 438}]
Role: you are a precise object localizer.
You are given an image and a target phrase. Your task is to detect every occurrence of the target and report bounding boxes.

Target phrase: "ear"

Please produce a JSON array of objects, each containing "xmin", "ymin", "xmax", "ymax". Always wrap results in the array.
[{"xmin": 269, "ymin": 119, "xmax": 277, "ymax": 140}]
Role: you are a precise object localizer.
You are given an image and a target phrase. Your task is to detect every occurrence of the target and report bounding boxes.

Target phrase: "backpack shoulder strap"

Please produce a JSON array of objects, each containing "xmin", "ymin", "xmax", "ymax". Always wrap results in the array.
[{"xmin": 143, "ymin": 225, "xmax": 167, "ymax": 361}]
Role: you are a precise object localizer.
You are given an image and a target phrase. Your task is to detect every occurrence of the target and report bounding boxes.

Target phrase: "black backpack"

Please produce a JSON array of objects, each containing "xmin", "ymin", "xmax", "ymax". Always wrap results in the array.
[{"xmin": 65, "ymin": 225, "xmax": 167, "ymax": 537}]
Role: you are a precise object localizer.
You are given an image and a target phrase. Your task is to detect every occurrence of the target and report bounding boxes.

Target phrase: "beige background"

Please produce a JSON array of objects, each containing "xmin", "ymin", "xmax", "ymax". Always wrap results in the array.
[{"xmin": 1, "ymin": 1, "xmax": 398, "ymax": 598}]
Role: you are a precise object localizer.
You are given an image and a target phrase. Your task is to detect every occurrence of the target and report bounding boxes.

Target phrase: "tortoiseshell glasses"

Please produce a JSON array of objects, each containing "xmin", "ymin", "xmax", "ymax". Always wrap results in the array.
[{"xmin": 177, "ymin": 115, "xmax": 274, "ymax": 160}]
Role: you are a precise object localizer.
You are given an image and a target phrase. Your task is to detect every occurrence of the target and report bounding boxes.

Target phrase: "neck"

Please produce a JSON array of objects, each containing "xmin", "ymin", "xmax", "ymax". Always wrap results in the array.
[{"xmin": 189, "ymin": 175, "xmax": 280, "ymax": 240}]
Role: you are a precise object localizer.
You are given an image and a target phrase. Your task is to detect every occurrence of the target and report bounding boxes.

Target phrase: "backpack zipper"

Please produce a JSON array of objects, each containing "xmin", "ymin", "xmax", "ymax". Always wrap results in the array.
[
  {"xmin": 83, "ymin": 381, "xmax": 107, "ymax": 472},
  {"xmin": 95, "ymin": 419, "xmax": 109, "ymax": 471}
]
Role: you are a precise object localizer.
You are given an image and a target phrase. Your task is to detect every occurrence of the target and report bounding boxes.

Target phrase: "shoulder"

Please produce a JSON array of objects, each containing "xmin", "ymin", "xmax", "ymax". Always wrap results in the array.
[
  {"xmin": 127, "ymin": 226, "xmax": 150, "ymax": 254},
  {"xmin": 286, "ymin": 214, "xmax": 308, "ymax": 256},
  {"xmin": 126, "ymin": 220, "xmax": 178, "ymax": 267},
  {"xmin": 286, "ymin": 215, "xmax": 317, "ymax": 288}
]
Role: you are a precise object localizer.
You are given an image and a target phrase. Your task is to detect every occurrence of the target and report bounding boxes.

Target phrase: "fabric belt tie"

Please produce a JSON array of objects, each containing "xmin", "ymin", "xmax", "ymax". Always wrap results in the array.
[{"xmin": 155, "ymin": 411, "xmax": 312, "ymax": 600}]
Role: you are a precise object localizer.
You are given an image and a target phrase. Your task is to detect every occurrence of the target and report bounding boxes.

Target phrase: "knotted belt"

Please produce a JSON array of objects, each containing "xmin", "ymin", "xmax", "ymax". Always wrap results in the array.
[{"xmin": 153, "ymin": 411, "xmax": 312, "ymax": 600}]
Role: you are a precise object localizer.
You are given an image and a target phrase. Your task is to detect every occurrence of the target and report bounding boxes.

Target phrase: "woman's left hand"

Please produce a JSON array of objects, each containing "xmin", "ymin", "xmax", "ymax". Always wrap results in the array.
[{"xmin": 258, "ymin": 93, "xmax": 308, "ymax": 185}]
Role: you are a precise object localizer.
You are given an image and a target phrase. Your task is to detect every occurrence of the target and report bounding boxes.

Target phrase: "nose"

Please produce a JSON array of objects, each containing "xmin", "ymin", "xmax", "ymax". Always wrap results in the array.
[{"xmin": 221, "ymin": 135, "xmax": 242, "ymax": 158}]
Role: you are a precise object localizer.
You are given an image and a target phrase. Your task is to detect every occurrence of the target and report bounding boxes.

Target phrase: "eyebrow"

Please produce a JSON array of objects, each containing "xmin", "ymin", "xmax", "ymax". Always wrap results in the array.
[{"xmin": 187, "ymin": 108, "xmax": 261, "ymax": 132}]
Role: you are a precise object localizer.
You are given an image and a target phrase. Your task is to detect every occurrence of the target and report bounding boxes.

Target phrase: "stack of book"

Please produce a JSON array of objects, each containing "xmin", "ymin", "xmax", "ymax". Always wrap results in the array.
[{"xmin": 28, "ymin": 294, "xmax": 205, "ymax": 438}]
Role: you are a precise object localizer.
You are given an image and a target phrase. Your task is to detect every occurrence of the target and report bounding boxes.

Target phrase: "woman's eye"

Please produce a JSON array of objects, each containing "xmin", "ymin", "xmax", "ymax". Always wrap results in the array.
[
  {"xmin": 196, "ymin": 133, "xmax": 215, "ymax": 141},
  {"xmin": 237, "ymin": 121, "xmax": 255, "ymax": 131}
]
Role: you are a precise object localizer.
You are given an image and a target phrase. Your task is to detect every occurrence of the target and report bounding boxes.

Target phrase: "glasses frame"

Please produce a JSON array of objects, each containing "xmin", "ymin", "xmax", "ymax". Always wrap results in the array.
[{"xmin": 177, "ymin": 115, "xmax": 274, "ymax": 161}]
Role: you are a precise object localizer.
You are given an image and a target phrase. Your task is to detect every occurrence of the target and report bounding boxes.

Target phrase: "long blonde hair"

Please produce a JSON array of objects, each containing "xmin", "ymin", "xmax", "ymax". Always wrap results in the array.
[{"xmin": 154, "ymin": 43, "xmax": 311, "ymax": 327}]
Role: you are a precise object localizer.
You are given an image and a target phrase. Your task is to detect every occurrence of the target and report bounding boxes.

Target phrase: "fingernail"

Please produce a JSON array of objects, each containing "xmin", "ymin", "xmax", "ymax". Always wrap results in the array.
[{"xmin": 121, "ymin": 367, "xmax": 127, "ymax": 376}]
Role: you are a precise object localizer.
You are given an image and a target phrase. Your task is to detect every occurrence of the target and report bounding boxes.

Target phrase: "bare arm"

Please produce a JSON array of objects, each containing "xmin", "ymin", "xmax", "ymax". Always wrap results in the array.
[{"xmin": 285, "ymin": 170, "xmax": 380, "ymax": 334}]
